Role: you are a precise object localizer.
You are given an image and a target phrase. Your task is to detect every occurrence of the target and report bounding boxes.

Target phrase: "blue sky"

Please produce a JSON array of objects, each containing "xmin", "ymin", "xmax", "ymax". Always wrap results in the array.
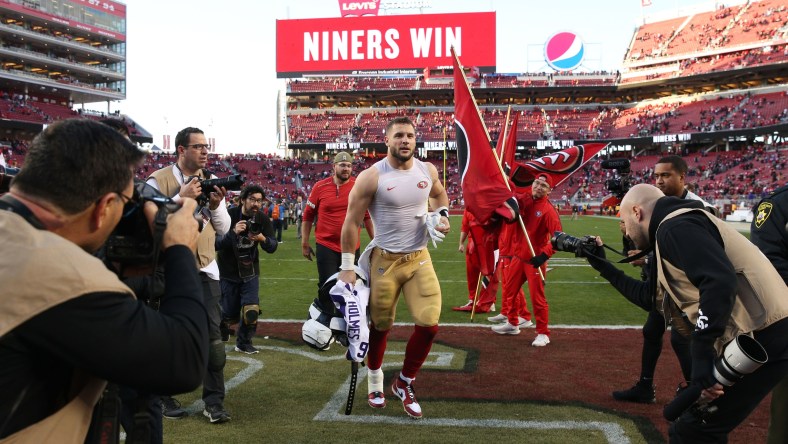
[{"xmin": 104, "ymin": 0, "xmax": 714, "ymax": 154}]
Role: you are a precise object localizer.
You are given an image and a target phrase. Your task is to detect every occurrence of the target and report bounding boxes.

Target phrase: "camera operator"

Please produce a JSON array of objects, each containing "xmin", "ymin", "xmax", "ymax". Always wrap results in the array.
[
  {"xmin": 589, "ymin": 184, "xmax": 788, "ymax": 442},
  {"xmin": 750, "ymin": 184, "xmax": 788, "ymax": 444},
  {"xmin": 215, "ymin": 185, "xmax": 278, "ymax": 355},
  {"xmin": 610, "ymin": 155, "xmax": 718, "ymax": 404},
  {"xmin": 0, "ymin": 120, "xmax": 207, "ymax": 442},
  {"xmin": 146, "ymin": 127, "xmax": 232, "ymax": 423}
]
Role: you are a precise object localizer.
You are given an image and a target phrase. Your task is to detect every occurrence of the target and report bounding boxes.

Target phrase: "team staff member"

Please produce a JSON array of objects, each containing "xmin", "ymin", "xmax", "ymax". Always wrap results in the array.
[
  {"xmin": 492, "ymin": 174, "xmax": 561, "ymax": 346},
  {"xmin": 216, "ymin": 185, "xmax": 278, "ymax": 355},
  {"xmin": 750, "ymin": 184, "xmax": 788, "ymax": 444},
  {"xmin": 618, "ymin": 184, "xmax": 788, "ymax": 443},
  {"xmin": 301, "ymin": 151, "xmax": 374, "ymax": 287},
  {"xmin": 147, "ymin": 127, "xmax": 232, "ymax": 424},
  {"xmin": 0, "ymin": 119, "xmax": 207, "ymax": 441},
  {"xmin": 339, "ymin": 116, "xmax": 450, "ymax": 419}
]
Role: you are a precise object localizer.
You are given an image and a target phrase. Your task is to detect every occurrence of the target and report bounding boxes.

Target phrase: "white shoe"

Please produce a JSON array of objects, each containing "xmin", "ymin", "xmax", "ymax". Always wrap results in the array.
[
  {"xmin": 489, "ymin": 303, "xmax": 495, "ymax": 312},
  {"xmin": 491, "ymin": 322, "xmax": 520, "ymax": 335},
  {"xmin": 487, "ymin": 313, "xmax": 507, "ymax": 323},
  {"xmin": 518, "ymin": 317, "xmax": 534, "ymax": 328},
  {"xmin": 532, "ymin": 334, "xmax": 550, "ymax": 347}
]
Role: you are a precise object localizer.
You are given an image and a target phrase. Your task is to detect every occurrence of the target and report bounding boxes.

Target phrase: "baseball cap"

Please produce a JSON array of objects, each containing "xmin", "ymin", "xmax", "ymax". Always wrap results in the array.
[
  {"xmin": 334, "ymin": 152, "xmax": 352, "ymax": 163},
  {"xmin": 535, "ymin": 173, "xmax": 553, "ymax": 188}
]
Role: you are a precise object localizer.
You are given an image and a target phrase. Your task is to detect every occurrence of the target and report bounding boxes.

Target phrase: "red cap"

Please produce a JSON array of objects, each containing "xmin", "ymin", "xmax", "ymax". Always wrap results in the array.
[{"xmin": 535, "ymin": 173, "xmax": 553, "ymax": 188}]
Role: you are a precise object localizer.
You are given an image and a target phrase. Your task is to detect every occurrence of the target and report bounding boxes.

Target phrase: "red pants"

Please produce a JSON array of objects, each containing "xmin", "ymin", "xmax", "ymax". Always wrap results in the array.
[
  {"xmin": 501, "ymin": 256, "xmax": 550, "ymax": 335},
  {"xmin": 465, "ymin": 250, "xmax": 497, "ymax": 307}
]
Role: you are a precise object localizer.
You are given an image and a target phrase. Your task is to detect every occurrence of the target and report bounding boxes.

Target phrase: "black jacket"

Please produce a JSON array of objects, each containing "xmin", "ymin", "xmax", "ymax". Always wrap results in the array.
[
  {"xmin": 751, "ymin": 185, "xmax": 788, "ymax": 283},
  {"xmin": 215, "ymin": 206, "xmax": 277, "ymax": 280}
]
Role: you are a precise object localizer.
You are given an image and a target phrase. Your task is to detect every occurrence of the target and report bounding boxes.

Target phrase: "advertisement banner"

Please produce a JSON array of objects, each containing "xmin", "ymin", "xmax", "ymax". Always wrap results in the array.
[{"xmin": 276, "ymin": 12, "xmax": 496, "ymax": 78}]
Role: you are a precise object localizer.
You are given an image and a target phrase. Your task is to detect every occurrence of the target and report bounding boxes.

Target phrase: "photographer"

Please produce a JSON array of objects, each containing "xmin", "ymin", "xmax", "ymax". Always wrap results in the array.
[
  {"xmin": 215, "ymin": 185, "xmax": 278, "ymax": 354},
  {"xmin": 0, "ymin": 120, "xmax": 207, "ymax": 442},
  {"xmin": 147, "ymin": 127, "xmax": 231, "ymax": 423},
  {"xmin": 592, "ymin": 184, "xmax": 788, "ymax": 442}
]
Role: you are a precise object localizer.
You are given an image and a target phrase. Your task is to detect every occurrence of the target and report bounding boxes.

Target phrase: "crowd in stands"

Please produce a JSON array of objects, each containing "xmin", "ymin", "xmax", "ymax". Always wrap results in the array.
[{"xmin": 287, "ymin": 89, "xmax": 788, "ymax": 144}]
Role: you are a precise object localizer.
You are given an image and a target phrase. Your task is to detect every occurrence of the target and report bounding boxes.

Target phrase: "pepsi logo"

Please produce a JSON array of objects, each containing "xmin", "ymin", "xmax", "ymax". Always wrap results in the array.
[{"xmin": 544, "ymin": 31, "xmax": 584, "ymax": 71}]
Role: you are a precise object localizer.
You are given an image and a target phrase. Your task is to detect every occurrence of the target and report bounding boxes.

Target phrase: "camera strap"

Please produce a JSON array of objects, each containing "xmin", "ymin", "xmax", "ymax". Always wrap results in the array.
[
  {"xmin": 0, "ymin": 195, "xmax": 45, "ymax": 229},
  {"xmin": 617, "ymin": 247, "xmax": 652, "ymax": 264},
  {"xmin": 145, "ymin": 206, "xmax": 169, "ymax": 309}
]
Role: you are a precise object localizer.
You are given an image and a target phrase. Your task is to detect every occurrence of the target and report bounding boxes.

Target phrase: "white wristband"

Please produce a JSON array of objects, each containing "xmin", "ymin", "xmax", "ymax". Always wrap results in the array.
[{"xmin": 340, "ymin": 253, "xmax": 355, "ymax": 271}]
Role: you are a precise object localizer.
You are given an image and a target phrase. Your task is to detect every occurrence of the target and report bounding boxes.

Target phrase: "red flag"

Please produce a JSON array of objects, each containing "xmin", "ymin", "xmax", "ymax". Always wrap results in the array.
[
  {"xmin": 510, "ymin": 142, "xmax": 608, "ymax": 189},
  {"xmin": 453, "ymin": 49, "xmax": 512, "ymax": 226}
]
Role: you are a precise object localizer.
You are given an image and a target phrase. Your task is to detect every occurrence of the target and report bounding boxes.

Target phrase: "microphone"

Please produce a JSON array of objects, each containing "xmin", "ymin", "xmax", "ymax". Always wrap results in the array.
[{"xmin": 601, "ymin": 158, "xmax": 631, "ymax": 170}]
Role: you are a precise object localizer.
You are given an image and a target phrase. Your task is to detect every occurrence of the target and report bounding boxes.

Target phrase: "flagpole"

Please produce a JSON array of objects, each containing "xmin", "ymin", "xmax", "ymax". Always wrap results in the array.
[
  {"xmin": 442, "ymin": 126, "xmax": 447, "ymax": 188},
  {"xmin": 452, "ymin": 48, "xmax": 545, "ymax": 281},
  {"xmin": 498, "ymin": 105, "xmax": 512, "ymax": 167},
  {"xmin": 470, "ymin": 272, "xmax": 483, "ymax": 322}
]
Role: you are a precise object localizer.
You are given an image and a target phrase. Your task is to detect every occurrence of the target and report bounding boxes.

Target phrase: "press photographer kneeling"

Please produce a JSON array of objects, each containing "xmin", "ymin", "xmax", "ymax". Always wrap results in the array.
[
  {"xmin": 0, "ymin": 120, "xmax": 208, "ymax": 443},
  {"xmin": 566, "ymin": 184, "xmax": 788, "ymax": 443}
]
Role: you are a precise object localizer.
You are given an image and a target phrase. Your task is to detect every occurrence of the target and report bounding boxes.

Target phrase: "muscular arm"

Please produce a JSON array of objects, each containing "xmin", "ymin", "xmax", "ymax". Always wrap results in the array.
[
  {"xmin": 363, "ymin": 218, "xmax": 375, "ymax": 240},
  {"xmin": 426, "ymin": 162, "xmax": 450, "ymax": 215},
  {"xmin": 341, "ymin": 168, "xmax": 378, "ymax": 255}
]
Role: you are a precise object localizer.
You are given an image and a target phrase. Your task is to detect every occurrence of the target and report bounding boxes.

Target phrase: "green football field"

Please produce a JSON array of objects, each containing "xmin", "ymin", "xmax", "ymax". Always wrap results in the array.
[{"xmin": 158, "ymin": 215, "xmax": 767, "ymax": 444}]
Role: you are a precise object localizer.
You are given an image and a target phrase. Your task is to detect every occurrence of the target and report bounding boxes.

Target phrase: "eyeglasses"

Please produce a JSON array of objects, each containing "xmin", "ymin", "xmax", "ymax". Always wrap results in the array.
[
  {"xmin": 246, "ymin": 198, "xmax": 265, "ymax": 204},
  {"xmin": 183, "ymin": 143, "xmax": 211, "ymax": 151},
  {"xmin": 116, "ymin": 191, "xmax": 140, "ymax": 217}
]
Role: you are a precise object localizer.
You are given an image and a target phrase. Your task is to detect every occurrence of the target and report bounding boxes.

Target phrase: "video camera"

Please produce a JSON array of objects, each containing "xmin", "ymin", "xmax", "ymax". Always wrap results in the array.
[
  {"xmin": 601, "ymin": 158, "xmax": 631, "ymax": 198},
  {"xmin": 551, "ymin": 231, "xmax": 598, "ymax": 257},
  {"xmin": 105, "ymin": 180, "xmax": 183, "ymax": 266},
  {"xmin": 189, "ymin": 173, "xmax": 245, "ymax": 206},
  {"xmin": 0, "ymin": 165, "xmax": 19, "ymax": 194}
]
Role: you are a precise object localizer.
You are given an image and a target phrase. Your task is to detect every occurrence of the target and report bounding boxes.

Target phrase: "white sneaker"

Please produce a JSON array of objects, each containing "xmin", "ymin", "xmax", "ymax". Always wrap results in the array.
[
  {"xmin": 491, "ymin": 322, "xmax": 520, "ymax": 335},
  {"xmin": 532, "ymin": 334, "xmax": 550, "ymax": 347},
  {"xmin": 487, "ymin": 313, "xmax": 507, "ymax": 323},
  {"xmin": 518, "ymin": 317, "xmax": 534, "ymax": 328}
]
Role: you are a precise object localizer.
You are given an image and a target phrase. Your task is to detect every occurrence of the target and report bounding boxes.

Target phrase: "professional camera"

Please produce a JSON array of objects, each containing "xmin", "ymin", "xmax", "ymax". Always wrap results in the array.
[
  {"xmin": 551, "ymin": 231, "xmax": 598, "ymax": 257},
  {"xmin": 105, "ymin": 180, "xmax": 181, "ymax": 265},
  {"xmin": 601, "ymin": 158, "xmax": 631, "ymax": 198},
  {"xmin": 0, "ymin": 164, "xmax": 19, "ymax": 194},
  {"xmin": 664, "ymin": 334, "xmax": 768, "ymax": 421},
  {"xmin": 190, "ymin": 173, "xmax": 245, "ymax": 206}
]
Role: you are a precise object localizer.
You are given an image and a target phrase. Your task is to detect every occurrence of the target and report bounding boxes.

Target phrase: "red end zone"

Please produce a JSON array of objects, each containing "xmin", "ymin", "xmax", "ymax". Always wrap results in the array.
[{"xmin": 263, "ymin": 323, "xmax": 770, "ymax": 443}]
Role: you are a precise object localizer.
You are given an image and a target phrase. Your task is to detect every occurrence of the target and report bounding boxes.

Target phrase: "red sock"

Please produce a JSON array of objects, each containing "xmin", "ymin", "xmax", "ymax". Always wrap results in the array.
[
  {"xmin": 401, "ymin": 325, "xmax": 439, "ymax": 379},
  {"xmin": 366, "ymin": 324, "xmax": 389, "ymax": 371}
]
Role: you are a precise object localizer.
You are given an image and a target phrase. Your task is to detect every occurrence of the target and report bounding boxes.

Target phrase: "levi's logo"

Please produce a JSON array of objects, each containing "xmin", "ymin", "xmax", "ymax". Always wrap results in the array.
[{"xmin": 338, "ymin": 0, "xmax": 379, "ymax": 16}]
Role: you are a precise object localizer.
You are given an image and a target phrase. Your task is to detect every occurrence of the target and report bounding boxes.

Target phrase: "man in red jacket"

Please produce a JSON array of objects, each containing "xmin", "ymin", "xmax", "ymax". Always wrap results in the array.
[
  {"xmin": 492, "ymin": 174, "xmax": 562, "ymax": 346},
  {"xmin": 301, "ymin": 152, "xmax": 374, "ymax": 288}
]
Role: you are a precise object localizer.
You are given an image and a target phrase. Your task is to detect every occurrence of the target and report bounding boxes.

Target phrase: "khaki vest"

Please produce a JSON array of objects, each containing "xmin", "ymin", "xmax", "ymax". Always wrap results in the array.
[
  {"xmin": 149, "ymin": 165, "xmax": 216, "ymax": 268},
  {"xmin": 655, "ymin": 208, "xmax": 788, "ymax": 353},
  {"xmin": 0, "ymin": 210, "xmax": 134, "ymax": 443}
]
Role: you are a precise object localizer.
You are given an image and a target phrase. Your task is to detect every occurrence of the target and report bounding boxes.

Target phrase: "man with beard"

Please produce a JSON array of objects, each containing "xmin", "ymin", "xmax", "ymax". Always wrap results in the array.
[
  {"xmin": 339, "ymin": 116, "xmax": 450, "ymax": 419},
  {"xmin": 216, "ymin": 185, "xmax": 278, "ymax": 354},
  {"xmin": 613, "ymin": 155, "xmax": 713, "ymax": 404},
  {"xmin": 301, "ymin": 151, "xmax": 374, "ymax": 288},
  {"xmin": 147, "ymin": 127, "xmax": 232, "ymax": 423},
  {"xmin": 616, "ymin": 184, "xmax": 788, "ymax": 442}
]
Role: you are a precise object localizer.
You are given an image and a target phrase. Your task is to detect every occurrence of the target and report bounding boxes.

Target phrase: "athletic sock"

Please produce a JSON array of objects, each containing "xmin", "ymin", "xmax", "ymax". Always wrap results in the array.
[
  {"xmin": 401, "ymin": 324, "xmax": 439, "ymax": 380},
  {"xmin": 367, "ymin": 324, "xmax": 389, "ymax": 371}
]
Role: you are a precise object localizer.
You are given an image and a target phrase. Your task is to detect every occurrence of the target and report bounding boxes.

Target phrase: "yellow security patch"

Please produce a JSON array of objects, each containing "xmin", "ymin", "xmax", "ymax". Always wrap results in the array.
[{"xmin": 755, "ymin": 202, "xmax": 773, "ymax": 229}]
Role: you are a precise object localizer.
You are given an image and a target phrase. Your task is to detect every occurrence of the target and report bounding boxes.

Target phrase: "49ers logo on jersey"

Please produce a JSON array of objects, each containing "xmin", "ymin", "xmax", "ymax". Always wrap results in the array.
[{"xmin": 417, "ymin": 180, "xmax": 429, "ymax": 189}]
